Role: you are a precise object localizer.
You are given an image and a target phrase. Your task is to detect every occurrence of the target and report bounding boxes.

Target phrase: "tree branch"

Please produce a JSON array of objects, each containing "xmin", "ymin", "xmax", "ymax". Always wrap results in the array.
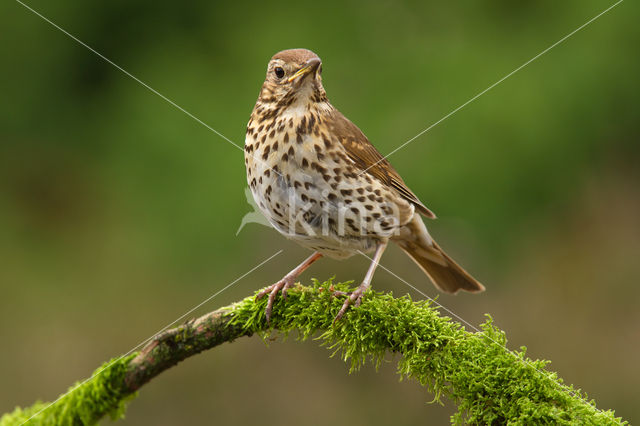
[
  {"xmin": 124, "ymin": 308, "xmax": 250, "ymax": 392},
  {"xmin": 0, "ymin": 280, "xmax": 628, "ymax": 425}
]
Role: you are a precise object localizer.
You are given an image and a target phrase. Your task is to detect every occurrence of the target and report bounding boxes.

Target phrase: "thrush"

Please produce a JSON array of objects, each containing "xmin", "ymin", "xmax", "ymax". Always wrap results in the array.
[{"xmin": 245, "ymin": 48, "xmax": 484, "ymax": 322}]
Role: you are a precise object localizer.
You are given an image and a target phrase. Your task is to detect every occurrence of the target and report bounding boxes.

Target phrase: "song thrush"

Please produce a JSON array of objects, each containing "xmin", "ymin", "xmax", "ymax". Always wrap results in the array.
[{"xmin": 245, "ymin": 48, "xmax": 484, "ymax": 322}]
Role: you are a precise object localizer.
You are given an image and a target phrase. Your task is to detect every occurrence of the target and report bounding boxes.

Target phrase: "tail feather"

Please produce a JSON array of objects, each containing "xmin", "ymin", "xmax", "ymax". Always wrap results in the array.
[{"xmin": 393, "ymin": 216, "xmax": 485, "ymax": 294}]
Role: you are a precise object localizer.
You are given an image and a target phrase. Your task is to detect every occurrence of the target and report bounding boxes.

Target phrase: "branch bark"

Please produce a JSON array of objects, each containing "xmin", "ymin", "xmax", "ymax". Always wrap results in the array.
[{"xmin": 124, "ymin": 307, "xmax": 251, "ymax": 392}]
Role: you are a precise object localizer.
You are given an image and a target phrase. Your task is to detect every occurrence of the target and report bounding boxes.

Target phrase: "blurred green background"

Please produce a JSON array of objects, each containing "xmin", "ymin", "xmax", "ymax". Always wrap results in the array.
[{"xmin": 1, "ymin": 0, "xmax": 638, "ymax": 424}]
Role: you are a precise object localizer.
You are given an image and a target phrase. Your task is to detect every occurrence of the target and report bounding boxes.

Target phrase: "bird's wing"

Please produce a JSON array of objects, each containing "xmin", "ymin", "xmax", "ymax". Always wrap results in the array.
[{"xmin": 328, "ymin": 110, "xmax": 436, "ymax": 218}]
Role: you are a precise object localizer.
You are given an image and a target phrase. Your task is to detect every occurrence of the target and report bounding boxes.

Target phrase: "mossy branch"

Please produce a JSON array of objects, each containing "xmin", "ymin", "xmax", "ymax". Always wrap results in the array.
[{"xmin": 1, "ymin": 280, "xmax": 627, "ymax": 425}]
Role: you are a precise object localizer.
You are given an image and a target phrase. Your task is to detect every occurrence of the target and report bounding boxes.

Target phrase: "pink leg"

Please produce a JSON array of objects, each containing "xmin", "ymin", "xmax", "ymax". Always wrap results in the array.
[
  {"xmin": 334, "ymin": 241, "xmax": 388, "ymax": 321},
  {"xmin": 257, "ymin": 251, "xmax": 323, "ymax": 323}
]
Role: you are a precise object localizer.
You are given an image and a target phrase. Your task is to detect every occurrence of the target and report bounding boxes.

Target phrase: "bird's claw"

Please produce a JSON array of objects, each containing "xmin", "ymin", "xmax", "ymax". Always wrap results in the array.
[
  {"xmin": 333, "ymin": 285, "xmax": 367, "ymax": 322},
  {"xmin": 256, "ymin": 275, "xmax": 296, "ymax": 323}
]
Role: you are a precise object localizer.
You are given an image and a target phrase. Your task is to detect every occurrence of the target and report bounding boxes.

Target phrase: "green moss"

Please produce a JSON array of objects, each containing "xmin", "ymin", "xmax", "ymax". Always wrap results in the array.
[
  {"xmin": 0, "ymin": 354, "xmax": 138, "ymax": 426},
  {"xmin": 230, "ymin": 279, "xmax": 626, "ymax": 425},
  {"xmin": 2, "ymin": 280, "xmax": 627, "ymax": 425}
]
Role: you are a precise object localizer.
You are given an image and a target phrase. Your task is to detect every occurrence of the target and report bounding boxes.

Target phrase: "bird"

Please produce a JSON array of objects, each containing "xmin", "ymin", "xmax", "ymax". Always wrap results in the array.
[{"xmin": 244, "ymin": 48, "xmax": 484, "ymax": 322}]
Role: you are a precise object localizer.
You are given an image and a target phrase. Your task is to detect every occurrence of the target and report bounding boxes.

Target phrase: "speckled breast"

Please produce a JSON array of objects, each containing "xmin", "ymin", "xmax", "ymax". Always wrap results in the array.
[{"xmin": 244, "ymin": 110, "xmax": 413, "ymax": 259}]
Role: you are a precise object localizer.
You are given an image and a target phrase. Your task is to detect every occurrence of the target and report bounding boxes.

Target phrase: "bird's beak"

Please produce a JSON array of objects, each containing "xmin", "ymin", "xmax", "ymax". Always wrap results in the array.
[{"xmin": 287, "ymin": 58, "xmax": 322, "ymax": 83}]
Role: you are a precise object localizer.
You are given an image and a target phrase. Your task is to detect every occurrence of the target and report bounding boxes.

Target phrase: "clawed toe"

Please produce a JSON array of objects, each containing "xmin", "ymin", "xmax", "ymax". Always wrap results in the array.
[
  {"xmin": 256, "ymin": 276, "xmax": 296, "ymax": 323},
  {"xmin": 333, "ymin": 286, "xmax": 367, "ymax": 322}
]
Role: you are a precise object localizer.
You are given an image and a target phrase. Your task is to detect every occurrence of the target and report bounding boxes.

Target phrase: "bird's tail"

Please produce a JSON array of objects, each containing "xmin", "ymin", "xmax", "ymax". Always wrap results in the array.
[{"xmin": 393, "ymin": 215, "xmax": 485, "ymax": 294}]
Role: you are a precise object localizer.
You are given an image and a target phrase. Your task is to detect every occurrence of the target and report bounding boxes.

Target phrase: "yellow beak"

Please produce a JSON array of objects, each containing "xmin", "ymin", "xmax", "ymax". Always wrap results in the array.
[{"xmin": 287, "ymin": 58, "xmax": 322, "ymax": 83}]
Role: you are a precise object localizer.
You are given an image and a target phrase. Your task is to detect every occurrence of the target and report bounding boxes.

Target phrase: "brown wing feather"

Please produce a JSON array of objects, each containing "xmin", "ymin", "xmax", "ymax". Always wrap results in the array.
[{"xmin": 327, "ymin": 110, "xmax": 436, "ymax": 218}]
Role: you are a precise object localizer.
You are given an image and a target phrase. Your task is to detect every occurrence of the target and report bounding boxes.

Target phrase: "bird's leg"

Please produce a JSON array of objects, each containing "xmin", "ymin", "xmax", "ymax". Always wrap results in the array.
[
  {"xmin": 334, "ymin": 241, "xmax": 388, "ymax": 321},
  {"xmin": 256, "ymin": 251, "xmax": 323, "ymax": 323}
]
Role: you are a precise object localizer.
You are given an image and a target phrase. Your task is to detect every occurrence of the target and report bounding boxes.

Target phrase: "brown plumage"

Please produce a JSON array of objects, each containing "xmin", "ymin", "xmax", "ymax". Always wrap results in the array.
[
  {"xmin": 245, "ymin": 48, "xmax": 484, "ymax": 322},
  {"xmin": 327, "ymin": 110, "xmax": 436, "ymax": 218}
]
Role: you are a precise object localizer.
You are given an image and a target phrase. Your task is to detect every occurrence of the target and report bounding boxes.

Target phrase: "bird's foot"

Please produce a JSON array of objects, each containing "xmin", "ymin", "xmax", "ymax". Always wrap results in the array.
[
  {"xmin": 256, "ymin": 274, "xmax": 297, "ymax": 323},
  {"xmin": 332, "ymin": 284, "xmax": 369, "ymax": 322}
]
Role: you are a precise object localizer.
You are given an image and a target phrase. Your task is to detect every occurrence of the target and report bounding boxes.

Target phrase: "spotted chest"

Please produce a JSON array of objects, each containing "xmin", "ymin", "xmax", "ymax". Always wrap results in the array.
[{"xmin": 244, "ymin": 107, "xmax": 413, "ymax": 258}]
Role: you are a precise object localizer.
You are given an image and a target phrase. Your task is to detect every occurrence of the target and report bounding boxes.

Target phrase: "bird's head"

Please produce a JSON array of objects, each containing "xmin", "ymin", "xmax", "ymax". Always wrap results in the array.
[{"xmin": 258, "ymin": 48, "xmax": 328, "ymax": 109}]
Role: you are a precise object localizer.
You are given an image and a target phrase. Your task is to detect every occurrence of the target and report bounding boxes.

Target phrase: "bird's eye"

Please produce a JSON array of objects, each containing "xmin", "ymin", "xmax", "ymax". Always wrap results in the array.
[{"xmin": 274, "ymin": 67, "xmax": 285, "ymax": 79}]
